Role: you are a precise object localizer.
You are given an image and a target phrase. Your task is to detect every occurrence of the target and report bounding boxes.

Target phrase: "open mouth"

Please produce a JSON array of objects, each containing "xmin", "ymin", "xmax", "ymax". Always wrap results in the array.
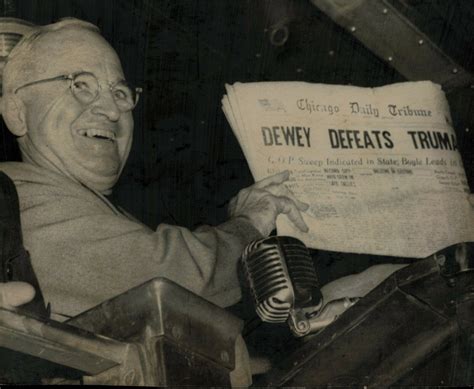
[{"xmin": 77, "ymin": 128, "xmax": 116, "ymax": 142}]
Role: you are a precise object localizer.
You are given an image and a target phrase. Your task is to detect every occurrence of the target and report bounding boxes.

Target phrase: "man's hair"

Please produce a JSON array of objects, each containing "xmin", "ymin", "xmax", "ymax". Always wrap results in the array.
[{"xmin": 3, "ymin": 18, "xmax": 100, "ymax": 95}]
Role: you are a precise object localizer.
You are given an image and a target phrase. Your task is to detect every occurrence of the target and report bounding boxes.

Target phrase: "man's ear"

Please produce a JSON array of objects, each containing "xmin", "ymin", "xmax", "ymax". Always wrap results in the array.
[{"xmin": 1, "ymin": 94, "xmax": 28, "ymax": 136}]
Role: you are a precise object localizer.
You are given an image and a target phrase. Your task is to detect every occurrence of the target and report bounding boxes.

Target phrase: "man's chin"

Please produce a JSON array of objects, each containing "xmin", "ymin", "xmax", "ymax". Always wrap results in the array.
[
  {"xmin": 83, "ymin": 175, "xmax": 118, "ymax": 194},
  {"xmin": 73, "ymin": 165, "xmax": 120, "ymax": 194}
]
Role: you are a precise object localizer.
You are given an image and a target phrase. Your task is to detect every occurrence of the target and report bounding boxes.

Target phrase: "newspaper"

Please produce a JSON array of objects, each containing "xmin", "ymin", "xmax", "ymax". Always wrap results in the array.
[{"xmin": 222, "ymin": 81, "xmax": 474, "ymax": 258}]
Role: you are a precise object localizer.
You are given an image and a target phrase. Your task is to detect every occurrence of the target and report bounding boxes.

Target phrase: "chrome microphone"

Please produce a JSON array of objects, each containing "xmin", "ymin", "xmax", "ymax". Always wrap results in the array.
[{"xmin": 241, "ymin": 236, "xmax": 321, "ymax": 324}]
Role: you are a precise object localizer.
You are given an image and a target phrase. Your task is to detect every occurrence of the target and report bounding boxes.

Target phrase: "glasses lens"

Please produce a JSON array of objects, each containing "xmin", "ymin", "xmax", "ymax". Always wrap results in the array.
[
  {"xmin": 71, "ymin": 73, "xmax": 99, "ymax": 104},
  {"xmin": 112, "ymin": 81, "xmax": 139, "ymax": 111},
  {"xmin": 71, "ymin": 73, "xmax": 140, "ymax": 112}
]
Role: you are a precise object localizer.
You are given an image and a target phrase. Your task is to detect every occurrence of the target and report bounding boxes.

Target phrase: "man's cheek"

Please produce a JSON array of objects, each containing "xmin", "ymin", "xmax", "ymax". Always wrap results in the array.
[{"xmin": 118, "ymin": 120, "xmax": 133, "ymax": 159}]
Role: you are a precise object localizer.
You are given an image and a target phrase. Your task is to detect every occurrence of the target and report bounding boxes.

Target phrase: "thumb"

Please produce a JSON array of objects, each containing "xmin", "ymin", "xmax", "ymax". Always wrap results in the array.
[{"xmin": 0, "ymin": 282, "xmax": 35, "ymax": 308}]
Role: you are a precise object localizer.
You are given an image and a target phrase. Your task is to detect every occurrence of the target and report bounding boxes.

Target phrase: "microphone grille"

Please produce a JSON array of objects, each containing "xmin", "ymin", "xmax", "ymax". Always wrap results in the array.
[
  {"xmin": 242, "ymin": 237, "xmax": 293, "ymax": 306},
  {"xmin": 242, "ymin": 236, "xmax": 319, "ymax": 323},
  {"xmin": 283, "ymin": 241, "xmax": 320, "ymax": 307}
]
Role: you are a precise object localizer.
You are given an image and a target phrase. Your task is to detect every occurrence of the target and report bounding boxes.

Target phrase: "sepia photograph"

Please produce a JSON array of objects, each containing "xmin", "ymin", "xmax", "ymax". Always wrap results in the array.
[{"xmin": 0, "ymin": 0, "xmax": 473, "ymax": 386}]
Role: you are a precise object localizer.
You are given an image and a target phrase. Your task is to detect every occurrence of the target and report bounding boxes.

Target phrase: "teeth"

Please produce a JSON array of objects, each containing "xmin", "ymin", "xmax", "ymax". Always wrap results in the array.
[{"xmin": 78, "ymin": 128, "xmax": 116, "ymax": 141}]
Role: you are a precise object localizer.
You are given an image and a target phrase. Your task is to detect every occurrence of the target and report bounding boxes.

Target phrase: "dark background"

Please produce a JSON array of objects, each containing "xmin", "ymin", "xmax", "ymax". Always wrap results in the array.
[
  {"xmin": 1, "ymin": 1, "xmax": 473, "ymax": 382},
  {"xmin": 0, "ymin": 0, "xmax": 473, "ymax": 280}
]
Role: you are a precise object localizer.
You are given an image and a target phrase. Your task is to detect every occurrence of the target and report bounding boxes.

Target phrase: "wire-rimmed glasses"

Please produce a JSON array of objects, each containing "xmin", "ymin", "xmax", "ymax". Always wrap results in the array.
[{"xmin": 14, "ymin": 72, "xmax": 142, "ymax": 112}]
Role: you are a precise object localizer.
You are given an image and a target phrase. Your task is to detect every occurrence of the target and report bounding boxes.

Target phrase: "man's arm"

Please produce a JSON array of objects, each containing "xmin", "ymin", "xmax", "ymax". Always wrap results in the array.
[{"xmin": 11, "ymin": 167, "xmax": 307, "ymax": 319}]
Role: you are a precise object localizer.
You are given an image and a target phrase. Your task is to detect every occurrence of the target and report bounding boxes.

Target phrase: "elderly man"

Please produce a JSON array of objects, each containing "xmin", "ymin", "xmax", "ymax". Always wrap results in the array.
[
  {"xmin": 0, "ymin": 18, "xmax": 309, "ymax": 321},
  {"xmin": 1, "ymin": 18, "xmax": 473, "ymax": 325}
]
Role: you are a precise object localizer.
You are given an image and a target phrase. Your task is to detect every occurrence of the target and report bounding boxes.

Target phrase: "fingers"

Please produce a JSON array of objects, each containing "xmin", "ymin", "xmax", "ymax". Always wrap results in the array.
[
  {"xmin": 277, "ymin": 196, "xmax": 309, "ymax": 232},
  {"xmin": 254, "ymin": 170, "xmax": 290, "ymax": 189},
  {"xmin": 265, "ymin": 183, "xmax": 309, "ymax": 211},
  {"xmin": 0, "ymin": 282, "xmax": 35, "ymax": 308},
  {"xmin": 228, "ymin": 171, "xmax": 310, "ymax": 235}
]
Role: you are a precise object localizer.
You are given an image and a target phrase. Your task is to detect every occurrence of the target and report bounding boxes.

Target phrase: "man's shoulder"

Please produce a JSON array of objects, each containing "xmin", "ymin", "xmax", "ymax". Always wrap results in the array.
[
  {"xmin": 0, "ymin": 162, "xmax": 113, "ymax": 215},
  {"xmin": 0, "ymin": 162, "xmax": 87, "ymax": 197},
  {"xmin": 1, "ymin": 162, "xmax": 59, "ymax": 183}
]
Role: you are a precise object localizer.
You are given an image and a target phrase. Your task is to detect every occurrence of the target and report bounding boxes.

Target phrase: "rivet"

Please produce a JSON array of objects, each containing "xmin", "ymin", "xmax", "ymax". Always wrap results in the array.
[
  {"xmin": 350, "ymin": 26, "xmax": 356, "ymax": 32},
  {"xmin": 256, "ymin": 53, "xmax": 261, "ymax": 58},
  {"xmin": 452, "ymin": 68, "xmax": 458, "ymax": 74},
  {"xmin": 418, "ymin": 39, "xmax": 424, "ymax": 45},
  {"xmin": 328, "ymin": 50, "xmax": 335, "ymax": 56},
  {"xmin": 382, "ymin": 8, "xmax": 388, "ymax": 14},
  {"xmin": 388, "ymin": 56, "xmax": 393, "ymax": 62},
  {"xmin": 296, "ymin": 68, "xmax": 303, "ymax": 73},
  {"xmin": 466, "ymin": 128, "xmax": 470, "ymax": 132}
]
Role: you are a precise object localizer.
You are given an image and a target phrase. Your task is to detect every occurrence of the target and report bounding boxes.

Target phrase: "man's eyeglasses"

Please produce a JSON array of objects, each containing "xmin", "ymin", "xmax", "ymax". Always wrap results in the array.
[{"xmin": 14, "ymin": 72, "xmax": 142, "ymax": 112}]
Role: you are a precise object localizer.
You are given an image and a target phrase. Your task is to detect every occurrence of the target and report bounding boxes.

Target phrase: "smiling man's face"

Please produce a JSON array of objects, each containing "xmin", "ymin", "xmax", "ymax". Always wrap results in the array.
[{"xmin": 12, "ymin": 27, "xmax": 134, "ymax": 193}]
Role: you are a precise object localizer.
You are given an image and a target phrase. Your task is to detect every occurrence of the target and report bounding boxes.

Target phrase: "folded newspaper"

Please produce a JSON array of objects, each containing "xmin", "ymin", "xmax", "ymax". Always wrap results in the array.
[{"xmin": 222, "ymin": 81, "xmax": 474, "ymax": 258}]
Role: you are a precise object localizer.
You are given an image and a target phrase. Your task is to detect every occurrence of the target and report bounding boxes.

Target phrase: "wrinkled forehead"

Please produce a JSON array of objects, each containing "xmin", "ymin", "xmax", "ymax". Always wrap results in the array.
[{"xmin": 24, "ymin": 28, "xmax": 125, "ymax": 82}]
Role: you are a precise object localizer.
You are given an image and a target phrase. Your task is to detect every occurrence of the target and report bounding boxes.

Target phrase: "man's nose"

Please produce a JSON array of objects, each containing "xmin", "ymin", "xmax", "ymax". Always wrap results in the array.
[{"xmin": 90, "ymin": 90, "xmax": 121, "ymax": 122}]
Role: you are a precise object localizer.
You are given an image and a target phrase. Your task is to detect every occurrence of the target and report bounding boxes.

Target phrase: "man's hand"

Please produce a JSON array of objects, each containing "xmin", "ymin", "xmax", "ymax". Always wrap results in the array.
[
  {"xmin": 0, "ymin": 282, "xmax": 35, "ymax": 309},
  {"xmin": 228, "ymin": 171, "xmax": 309, "ymax": 237}
]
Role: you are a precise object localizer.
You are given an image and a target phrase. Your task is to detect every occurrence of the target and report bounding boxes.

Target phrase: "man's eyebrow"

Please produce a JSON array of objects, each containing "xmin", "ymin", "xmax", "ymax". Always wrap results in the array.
[{"xmin": 109, "ymin": 77, "xmax": 128, "ymax": 86}]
